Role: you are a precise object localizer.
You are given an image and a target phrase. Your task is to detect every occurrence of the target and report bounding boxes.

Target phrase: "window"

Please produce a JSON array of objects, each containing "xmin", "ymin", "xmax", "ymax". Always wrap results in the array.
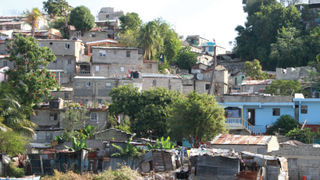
[
  {"xmin": 301, "ymin": 105, "xmax": 308, "ymax": 114},
  {"xmin": 126, "ymin": 51, "xmax": 130, "ymax": 57},
  {"xmin": 147, "ymin": 64, "xmax": 152, "ymax": 69},
  {"xmin": 205, "ymin": 84, "xmax": 210, "ymax": 90},
  {"xmin": 86, "ymin": 82, "xmax": 91, "ymax": 87},
  {"xmin": 50, "ymin": 113, "xmax": 58, "ymax": 120},
  {"xmin": 3, "ymin": 61, "xmax": 7, "ymax": 66},
  {"xmin": 99, "ymin": 50, "xmax": 106, "ymax": 56},
  {"xmin": 90, "ymin": 113, "xmax": 98, "ymax": 121},
  {"xmin": 106, "ymin": 83, "xmax": 112, "ymax": 89},
  {"xmin": 114, "ymin": 50, "xmax": 117, "ymax": 55},
  {"xmin": 95, "ymin": 65, "xmax": 100, "ymax": 71},
  {"xmin": 273, "ymin": 108, "xmax": 280, "ymax": 116},
  {"xmin": 98, "ymin": 99, "xmax": 102, "ymax": 104},
  {"xmin": 64, "ymin": 43, "xmax": 70, "ymax": 49},
  {"xmin": 91, "ymin": 33, "xmax": 96, "ymax": 37},
  {"xmin": 106, "ymin": 14, "xmax": 109, "ymax": 18},
  {"xmin": 65, "ymin": 93, "xmax": 69, "ymax": 99},
  {"xmin": 38, "ymin": 42, "xmax": 42, "ymax": 47},
  {"xmin": 68, "ymin": 59, "xmax": 71, "ymax": 64},
  {"xmin": 120, "ymin": 67, "xmax": 124, "ymax": 72},
  {"xmin": 49, "ymin": 42, "xmax": 53, "ymax": 45},
  {"xmin": 46, "ymin": 133, "xmax": 53, "ymax": 140},
  {"xmin": 153, "ymin": 80, "xmax": 156, "ymax": 87},
  {"xmin": 53, "ymin": 60, "xmax": 57, "ymax": 63}
]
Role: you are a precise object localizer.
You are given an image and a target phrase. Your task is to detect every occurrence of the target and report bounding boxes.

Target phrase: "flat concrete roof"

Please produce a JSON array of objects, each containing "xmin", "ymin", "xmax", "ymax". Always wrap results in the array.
[{"xmin": 91, "ymin": 46, "xmax": 138, "ymax": 50}]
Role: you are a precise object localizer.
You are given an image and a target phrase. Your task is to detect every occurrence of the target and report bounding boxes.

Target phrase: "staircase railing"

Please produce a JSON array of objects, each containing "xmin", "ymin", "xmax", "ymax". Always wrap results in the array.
[{"xmin": 242, "ymin": 118, "xmax": 262, "ymax": 135}]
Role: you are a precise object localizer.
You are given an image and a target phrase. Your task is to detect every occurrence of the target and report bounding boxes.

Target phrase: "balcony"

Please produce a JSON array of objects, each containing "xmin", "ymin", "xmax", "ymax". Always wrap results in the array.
[{"xmin": 225, "ymin": 118, "xmax": 262, "ymax": 135}]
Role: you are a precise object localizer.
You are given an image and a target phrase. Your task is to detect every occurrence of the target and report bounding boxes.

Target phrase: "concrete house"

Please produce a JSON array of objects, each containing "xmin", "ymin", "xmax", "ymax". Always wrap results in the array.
[
  {"xmin": 141, "ymin": 73, "xmax": 182, "ymax": 92},
  {"xmin": 276, "ymin": 66, "xmax": 316, "ymax": 81},
  {"xmin": 218, "ymin": 95, "xmax": 294, "ymax": 134},
  {"xmin": 73, "ymin": 76, "xmax": 142, "ymax": 104},
  {"xmin": 201, "ymin": 65, "xmax": 229, "ymax": 95},
  {"xmin": 142, "ymin": 60, "xmax": 158, "ymax": 74},
  {"xmin": 210, "ymin": 134, "xmax": 279, "ymax": 154},
  {"xmin": 91, "ymin": 47, "xmax": 142, "ymax": 78},
  {"xmin": 97, "ymin": 7, "xmax": 124, "ymax": 21},
  {"xmin": 293, "ymin": 94, "xmax": 320, "ymax": 123}
]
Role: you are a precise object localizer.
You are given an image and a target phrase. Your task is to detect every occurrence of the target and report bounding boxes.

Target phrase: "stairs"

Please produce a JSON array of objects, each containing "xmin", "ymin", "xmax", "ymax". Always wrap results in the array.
[
  {"xmin": 242, "ymin": 118, "xmax": 262, "ymax": 135},
  {"xmin": 225, "ymin": 118, "xmax": 262, "ymax": 135}
]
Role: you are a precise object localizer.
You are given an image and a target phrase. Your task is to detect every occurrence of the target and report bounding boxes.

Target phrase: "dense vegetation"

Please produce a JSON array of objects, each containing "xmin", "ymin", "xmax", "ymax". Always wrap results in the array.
[{"xmin": 234, "ymin": 0, "xmax": 320, "ymax": 70}]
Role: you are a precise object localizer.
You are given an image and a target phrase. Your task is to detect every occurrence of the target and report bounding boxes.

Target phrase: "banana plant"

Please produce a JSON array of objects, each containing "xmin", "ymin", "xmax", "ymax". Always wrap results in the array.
[
  {"xmin": 82, "ymin": 125, "xmax": 97, "ymax": 139},
  {"xmin": 65, "ymin": 137, "xmax": 87, "ymax": 151},
  {"xmin": 146, "ymin": 136, "xmax": 175, "ymax": 150},
  {"xmin": 111, "ymin": 139, "xmax": 142, "ymax": 160}
]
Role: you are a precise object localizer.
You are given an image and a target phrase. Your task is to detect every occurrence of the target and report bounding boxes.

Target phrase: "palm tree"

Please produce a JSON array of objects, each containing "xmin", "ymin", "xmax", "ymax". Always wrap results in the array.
[
  {"xmin": 137, "ymin": 21, "xmax": 163, "ymax": 60},
  {"xmin": 24, "ymin": 8, "xmax": 42, "ymax": 37},
  {"xmin": 0, "ymin": 84, "xmax": 37, "ymax": 137}
]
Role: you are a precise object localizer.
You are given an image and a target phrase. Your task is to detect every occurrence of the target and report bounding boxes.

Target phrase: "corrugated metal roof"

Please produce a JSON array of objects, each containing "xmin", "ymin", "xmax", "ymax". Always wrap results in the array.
[
  {"xmin": 280, "ymin": 140, "xmax": 305, "ymax": 147},
  {"xmin": 211, "ymin": 134, "xmax": 272, "ymax": 145},
  {"xmin": 241, "ymin": 79, "xmax": 273, "ymax": 86},
  {"xmin": 141, "ymin": 73, "xmax": 181, "ymax": 79}
]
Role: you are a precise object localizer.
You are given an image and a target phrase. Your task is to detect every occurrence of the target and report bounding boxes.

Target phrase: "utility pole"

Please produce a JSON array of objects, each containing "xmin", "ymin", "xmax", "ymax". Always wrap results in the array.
[{"xmin": 207, "ymin": 45, "xmax": 217, "ymax": 95}]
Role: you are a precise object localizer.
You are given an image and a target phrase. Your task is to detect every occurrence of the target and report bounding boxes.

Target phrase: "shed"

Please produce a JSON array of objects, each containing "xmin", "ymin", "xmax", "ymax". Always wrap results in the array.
[
  {"xmin": 190, "ymin": 155, "xmax": 240, "ymax": 178},
  {"xmin": 210, "ymin": 134, "xmax": 279, "ymax": 154},
  {"xmin": 152, "ymin": 150, "xmax": 176, "ymax": 172}
]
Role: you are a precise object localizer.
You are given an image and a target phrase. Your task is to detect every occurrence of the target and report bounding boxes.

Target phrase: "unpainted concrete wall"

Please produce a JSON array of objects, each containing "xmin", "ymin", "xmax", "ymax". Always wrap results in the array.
[
  {"xmin": 209, "ymin": 144, "xmax": 267, "ymax": 154},
  {"xmin": 95, "ymin": 129, "xmax": 132, "ymax": 141},
  {"xmin": 267, "ymin": 145, "xmax": 320, "ymax": 180}
]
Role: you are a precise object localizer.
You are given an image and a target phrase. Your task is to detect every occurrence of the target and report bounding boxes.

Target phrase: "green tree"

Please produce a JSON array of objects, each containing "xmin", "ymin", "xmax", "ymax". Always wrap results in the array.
[
  {"xmin": 280, "ymin": 0, "xmax": 301, "ymax": 7},
  {"xmin": 24, "ymin": 8, "xmax": 42, "ymax": 37},
  {"xmin": 167, "ymin": 91, "xmax": 227, "ymax": 147},
  {"xmin": 43, "ymin": 0, "xmax": 72, "ymax": 37},
  {"xmin": 4, "ymin": 34, "xmax": 60, "ymax": 107},
  {"xmin": 82, "ymin": 125, "xmax": 97, "ymax": 139},
  {"xmin": 0, "ymin": 131, "xmax": 29, "ymax": 156},
  {"xmin": 62, "ymin": 105, "xmax": 89, "ymax": 140},
  {"xmin": 0, "ymin": 84, "xmax": 37, "ymax": 136},
  {"xmin": 242, "ymin": 59, "xmax": 268, "ymax": 80},
  {"xmin": 138, "ymin": 21, "xmax": 163, "ymax": 60},
  {"xmin": 235, "ymin": 1, "xmax": 301, "ymax": 70},
  {"xmin": 267, "ymin": 115, "xmax": 300, "ymax": 135},
  {"xmin": 108, "ymin": 84, "xmax": 184, "ymax": 137},
  {"xmin": 264, "ymin": 79, "xmax": 301, "ymax": 95},
  {"xmin": 65, "ymin": 137, "xmax": 87, "ymax": 151},
  {"xmin": 69, "ymin": 6, "xmax": 95, "ymax": 35},
  {"xmin": 146, "ymin": 137, "xmax": 175, "ymax": 150},
  {"xmin": 153, "ymin": 18, "xmax": 182, "ymax": 63},
  {"xmin": 112, "ymin": 139, "xmax": 142, "ymax": 160},
  {"xmin": 118, "ymin": 29, "xmax": 139, "ymax": 47},
  {"xmin": 176, "ymin": 46, "xmax": 197, "ymax": 69},
  {"xmin": 270, "ymin": 27, "xmax": 305, "ymax": 68},
  {"xmin": 286, "ymin": 127, "xmax": 320, "ymax": 144},
  {"xmin": 119, "ymin": 12, "xmax": 142, "ymax": 31}
]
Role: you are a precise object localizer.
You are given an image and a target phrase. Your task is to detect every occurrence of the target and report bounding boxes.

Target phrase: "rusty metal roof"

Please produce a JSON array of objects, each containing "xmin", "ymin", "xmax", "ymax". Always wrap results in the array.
[{"xmin": 211, "ymin": 134, "xmax": 272, "ymax": 145}]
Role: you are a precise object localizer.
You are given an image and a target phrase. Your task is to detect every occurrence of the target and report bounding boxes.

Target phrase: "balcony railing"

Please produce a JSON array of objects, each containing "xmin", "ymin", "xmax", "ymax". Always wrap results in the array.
[
  {"xmin": 226, "ymin": 118, "xmax": 241, "ymax": 124},
  {"xmin": 225, "ymin": 118, "xmax": 262, "ymax": 135}
]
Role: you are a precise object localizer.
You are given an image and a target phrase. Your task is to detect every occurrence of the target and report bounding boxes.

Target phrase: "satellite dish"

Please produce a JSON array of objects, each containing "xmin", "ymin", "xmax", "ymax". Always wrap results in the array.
[{"xmin": 195, "ymin": 73, "xmax": 203, "ymax": 80}]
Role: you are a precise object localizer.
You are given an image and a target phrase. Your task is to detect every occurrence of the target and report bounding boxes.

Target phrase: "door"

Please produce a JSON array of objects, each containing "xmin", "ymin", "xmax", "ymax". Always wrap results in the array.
[
  {"xmin": 247, "ymin": 109, "xmax": 255, "ymax": 125},
  {"xmin": 294, "ymin": 105, "xmax": 299, "ymax": 121}
]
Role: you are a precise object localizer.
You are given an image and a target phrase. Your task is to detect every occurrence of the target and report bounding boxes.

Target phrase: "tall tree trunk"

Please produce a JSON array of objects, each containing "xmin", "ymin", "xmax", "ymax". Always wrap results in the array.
[{"xmin": 31, "ymin": 22, "xmax": 35, "ymax": 37}]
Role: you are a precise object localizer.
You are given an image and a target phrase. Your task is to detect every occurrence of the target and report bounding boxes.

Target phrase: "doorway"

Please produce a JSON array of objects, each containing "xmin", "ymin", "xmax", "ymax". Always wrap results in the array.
[
  {"xmin": 247, "ymin": 109, "xmax": 255, "ymax": 125},
  {"xmin": 294, "ymin": 105, "xmax": 299, "ymax": 121}
]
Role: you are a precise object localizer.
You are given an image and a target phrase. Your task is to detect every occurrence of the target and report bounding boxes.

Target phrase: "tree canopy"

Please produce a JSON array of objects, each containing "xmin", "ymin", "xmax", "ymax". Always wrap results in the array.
[
  {"xmin": 42, "ymin": 0, "xmax": 71, "ymax": 17},
  {"xmin": 234, "ymin": 0, "xmax": 301, "ymax": 70},
  {"xmin": 176, "ymin": 46, "xmax": 198, "ymax": 69},
  {"xmin": 119, "ymin": 12, "xmax": 142, "ymax": 31},
  {"xmin": 0, "ymin": 131, "xmax": 29, "ymax": 156},
  {"xmin": 4, "ymin": 34, "xmax": 60, "ymax": 107},
  {"xmin": 108, "ymin": 84, "xmax": 184, "ymax": 137},
  {"xmin": 242, "ymin": 59, "xmax": 268, "ymax": 80},
  {"xmin": 69, "ymin": 6, "xmax": 95, "ymax": 35},
  {"xmin": 167, "ymin": 91, "xmax": 226, "ymax": 147},
  {"xmin": 264, "ymin": 79, "xmax": 301, "ymax": 95},
  {"xmin": 267, "ymin": 114, "xmax": 300, "ymax": 135}
]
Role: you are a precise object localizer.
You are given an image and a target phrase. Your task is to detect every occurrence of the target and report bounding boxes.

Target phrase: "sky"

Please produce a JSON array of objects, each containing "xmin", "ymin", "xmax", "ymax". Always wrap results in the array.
[{"xmin": 0, "ymin": 0, "xmax": 248, "ymax": 51}]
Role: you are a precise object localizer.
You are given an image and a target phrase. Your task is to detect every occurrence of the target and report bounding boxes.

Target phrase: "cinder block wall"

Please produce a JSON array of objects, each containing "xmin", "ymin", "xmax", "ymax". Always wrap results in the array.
[{"xmin": 267, "ymin": 145, "xmax": 320, "ymax": 180}]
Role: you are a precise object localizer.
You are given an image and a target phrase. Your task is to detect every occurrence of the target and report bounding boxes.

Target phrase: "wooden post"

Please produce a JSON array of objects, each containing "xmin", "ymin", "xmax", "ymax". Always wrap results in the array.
[
  {"xmin": 207, "ymin": 46, "xmax": 217, "ymax": 95},
  {"xmin": 241, "ymin": 108, "xmax": 244, "ymax": 125},
  {"xmin": 40, "ymin": 154, "xmax": 44, "ymax": 176}
]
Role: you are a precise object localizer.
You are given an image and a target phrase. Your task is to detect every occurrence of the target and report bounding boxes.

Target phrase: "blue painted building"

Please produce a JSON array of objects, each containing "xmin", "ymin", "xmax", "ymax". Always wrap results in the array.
[
  {"xmin": 218, "ymin": 95, "xmax": 294, "ymax": 135},
  {"xmin": 293, "ymin": 97, "xmax": 320, "ymax": 124}
]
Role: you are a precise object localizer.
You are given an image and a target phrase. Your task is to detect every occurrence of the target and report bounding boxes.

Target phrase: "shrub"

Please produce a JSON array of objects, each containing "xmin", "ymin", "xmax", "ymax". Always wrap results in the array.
[{"xmin": 7, "ymin": 162, "xmax": 25, "ymax": 178}]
